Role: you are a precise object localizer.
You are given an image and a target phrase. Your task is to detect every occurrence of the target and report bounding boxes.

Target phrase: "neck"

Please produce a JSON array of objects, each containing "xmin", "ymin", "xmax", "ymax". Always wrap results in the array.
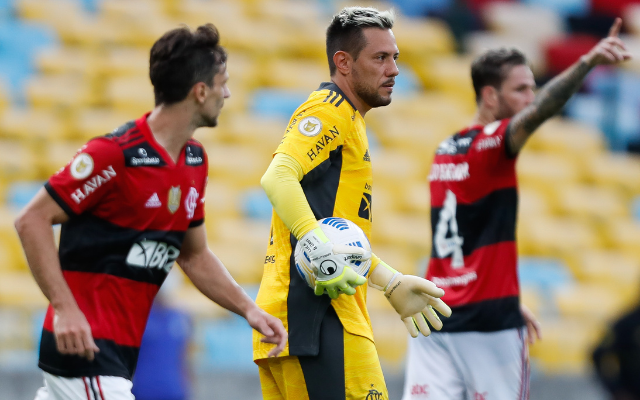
[
  {"xmin": 470, "ymin": 105, "xmax": 498, "ymax": 127},
  {"xmin": 331, "ymin": 76, "xmax": 370, "ymax": 116},
  {"xmin": 146, "ymin": 103, "xmax": 198, "ymax": 162}
]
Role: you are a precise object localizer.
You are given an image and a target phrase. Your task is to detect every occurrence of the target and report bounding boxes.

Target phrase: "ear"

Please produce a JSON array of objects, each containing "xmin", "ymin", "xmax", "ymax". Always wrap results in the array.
[
  {"xmin": 480, "ymin": 85, "xmax": 498, "ymax": 108},
  {"xmin": 192, "ymin": 82, "xmax": 208, "ymax": 105},
  {"xmin": 333, "ymin": 50, "xmax": 352, "ymax": 76}
]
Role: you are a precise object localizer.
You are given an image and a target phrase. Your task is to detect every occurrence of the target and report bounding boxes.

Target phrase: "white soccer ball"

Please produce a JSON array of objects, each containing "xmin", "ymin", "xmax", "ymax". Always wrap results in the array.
[{"xmin": 294, "ymin": 217, "xmax": 372, "ymax": 289}]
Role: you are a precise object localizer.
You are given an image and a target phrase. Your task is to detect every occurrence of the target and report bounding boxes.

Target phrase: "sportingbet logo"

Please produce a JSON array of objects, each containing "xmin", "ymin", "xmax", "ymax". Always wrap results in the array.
[{"xmin": 126, "ymin": 240, "xmax": 180, "ymax": 272}]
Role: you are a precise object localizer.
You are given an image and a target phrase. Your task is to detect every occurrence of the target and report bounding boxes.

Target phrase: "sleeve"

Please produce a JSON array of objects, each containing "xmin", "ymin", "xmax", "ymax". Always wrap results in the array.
[
  {"xmin": 45, "ymin": 138, "xmax": 124, "ymax": 216},
  {"xmin": 275, "ymin": 103, "xmax": 350, "ymax": 174},
  {"xmin": 475, "ymin": 119, "xmax": 517, "ymax": 168},
  {"xmin": 189, "ymin": 148, "xmax": 208, "ymax": 228},
  {"xmin": 261, "ymin": 153, "xmax": 318, "ymax": 239}
]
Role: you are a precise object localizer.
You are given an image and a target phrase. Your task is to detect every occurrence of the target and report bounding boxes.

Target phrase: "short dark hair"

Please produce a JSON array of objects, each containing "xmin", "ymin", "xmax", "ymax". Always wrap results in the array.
[
  {"xmin": 149, "ymin": 24, "xmax": 227, "ymax": 106},
  {"xmin": 326, "ymin": 7, "xmax": 394, "ymax": 76},
  {"xmin": 471, "ymin": 48, "xmax": 528, "ymax": 103}
]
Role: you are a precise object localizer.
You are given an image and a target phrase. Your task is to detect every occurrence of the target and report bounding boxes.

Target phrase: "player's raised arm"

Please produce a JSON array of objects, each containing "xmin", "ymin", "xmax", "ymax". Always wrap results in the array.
[
  {"xmin": 176, "ymin": 224, "xmax": 287, "ymax": 357},
  {"xmin": 506, "ymin": 18, "xmax": 631, "ymax": 154}
]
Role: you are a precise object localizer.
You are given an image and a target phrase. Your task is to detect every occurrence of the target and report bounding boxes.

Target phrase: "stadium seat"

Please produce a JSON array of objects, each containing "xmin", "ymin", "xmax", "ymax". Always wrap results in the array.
[
  {"xmin": 482, "ymin": 3, "xmax": 565, "ymax": 41},
  {"xmin": 196, "ymin": 314, "xmax": 256, "ymax": 372},
  {"xmin": 585, "ymin": 153, "xmax": 640, "ymax": 197},
  {"xmin": 0, "ymin": 271, "xmax": 47, "ymax": 308},
  {"xmin": 0, "ymin": 107, "xmax": 67, "ymax": 143},
  {"xmin": 367, "ymin": 243, "xmax": 421, "ymax": 276},
  {"xmin": 391, "ymin": 16, "xmax": 456, "ymax": 72},
  {"xmin": 0, "ymin": 139, "xmax": 40, "ymax": 182},
  {"xmin": 240, "ymin": 187, "xmax": 272, "ymax": 221},
  {"xmin": 26, "ymin": 74, "xmax": 94, "ymax": 109},
  {"xmin": 6, "ymin": 181, "xmax": 42, "ymax": 210},
  {"xmin": 544, "ymin": 34, "xmax": 600, "ymax": 76},
  {"xmin": 206, "ymin": 216, "xmax": 270, "ymax": 252},
  {"xmin": 518, "ymin": 257, "xmax": 574, "ymax": 293},
  {"xmin": 202, "ymin": 178, "xmax": 242, "ymax": 220},
  {"xmin": 101, "ymin": 47, "xmax": 149, "ymax": 78},
  {"xmin": 521, "ymin": 0, "xmax": 588, "ymax": 17},
  {"xmin": 523, "ymin": 216, "xmax": 601, "ymax": 257},
  {"xmin": 527, "ymin": 117, "xmax": 606, "ymax": 159},
  {"xmin": 371, "ymin": 212, "xmax": 432, "ymax": 261},
  {"xmin": 206, "ymin": 144, "xmax": 271, "ymax": 188},
  {"xmin": 71, "ymin": 108, "xmax": 137, "ymax": 142},
  {"xmin": 464, "ymin": 31, "xmax": 546, "ymax": 76},
  {"xmin": 517, "ymin": 151, "xmax": 584, "ymax": 197},
  {"xmin": 553, "ymin": 283, "xmax": 627, "ymax": 323},
  {"xmin": 413, "ymin": 55, "xmax": 476, "ymax": 106},
  {"xmin": 604, "ymin": 218, "xmax": 640, "ymax": 259},
  {"xmin": 369, "ymin": 310, "xmax": 409, "ymax": 367},
  {"xmin": 35, "ymin": 47, "xmax": 100, "ymax": 78},
  {"xmin": 249, "ymin": 88, "xmax": 309, "ymax": 120},
  {"xmin": 554, "ymin": 183, "xmax": 628, "ymax": 221},
  {"xmin": 105, "ymin": 77, "xmax": 155, "ymax": 116},
  {"xmin": 372, "ymin": 149, "xmax": 428, "ymax": 188},
  {"xmin": 40, "ymin": 141, "xmax": 85, "ymax": 177},
  {"xmin": 261, "ymin": 59, "xmax": 328, "ymax": 91},
  {"xmin": 399, "ymin": 180, "xmax": 430, "ymax": 214},
  {"xmin": 207, "ymin": 239, "xmax": 265, "ymax": 285}
]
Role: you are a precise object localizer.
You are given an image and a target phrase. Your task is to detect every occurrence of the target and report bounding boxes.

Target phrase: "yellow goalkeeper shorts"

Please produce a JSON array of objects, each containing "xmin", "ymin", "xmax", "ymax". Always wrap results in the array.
[{"xmin": 257, "ymin": 307, "xmax": 387, "ymax": 400}]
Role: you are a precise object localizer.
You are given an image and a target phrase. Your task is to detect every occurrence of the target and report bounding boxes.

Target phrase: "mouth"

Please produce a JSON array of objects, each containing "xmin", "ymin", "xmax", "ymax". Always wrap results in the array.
[{"xmin": 381, "ymin": 80, "xmax": 395, "ymax": 91}]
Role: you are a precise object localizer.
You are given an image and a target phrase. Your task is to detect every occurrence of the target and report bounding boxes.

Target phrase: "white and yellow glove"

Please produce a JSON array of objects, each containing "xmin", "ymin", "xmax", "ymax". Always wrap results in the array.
[
  {"xmin": 369, "ymin": 261, "xmax": 452, "ymax": 337},
  {"xmin": 299, "ymin": 227, "xmax": 370, "ymax": 299}
]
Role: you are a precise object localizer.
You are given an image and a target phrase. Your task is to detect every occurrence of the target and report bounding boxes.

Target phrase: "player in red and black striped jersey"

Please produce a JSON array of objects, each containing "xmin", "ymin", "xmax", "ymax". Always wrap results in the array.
[
  {"xmin": 17, "ymin": 24, "xmax": 286, "ymax": 400},
  {"xmin": 402, "ymin": 19, "xmax": 631, "ymax": 400}
]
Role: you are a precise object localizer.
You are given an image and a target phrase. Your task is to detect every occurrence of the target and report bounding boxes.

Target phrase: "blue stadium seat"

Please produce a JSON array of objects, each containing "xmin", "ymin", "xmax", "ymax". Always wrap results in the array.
[
  {"xmin": 240, "ymin": 187, "xmax": 273, "ymax": 222},
  {"xmin": 394, "ymin": 63, "xmax": 422, "ymax": 95},
  {"xmin": 6, "ymin": 180, "xmax": 42, "ymax": 209},
  {"xmin": 632, "ymin": 196, "xmax": 640, "ymax": 222},
  {"xmin": 519, "ymin": 257, "xmax": 574, "ymax": 291},
  {"xmin": 522, "ymin": 0, "xmax": 589, "ymax": 17},
  {"xmin": 390, "ymin": 0, "xmax": 452, "ymax": 17},
  {"xmin": 249, "ymin": 88, "xmax": 308, "ymax": 120}
]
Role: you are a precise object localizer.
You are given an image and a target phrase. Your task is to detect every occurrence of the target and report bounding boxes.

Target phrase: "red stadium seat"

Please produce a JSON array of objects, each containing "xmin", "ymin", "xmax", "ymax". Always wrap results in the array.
[
  {"xmin": 591, "ymin": 0, "xmax": 640, "ymax": 17},
  {"xmin": 544, "ymin": 34, "xmax": 600, "ymax": 76}
]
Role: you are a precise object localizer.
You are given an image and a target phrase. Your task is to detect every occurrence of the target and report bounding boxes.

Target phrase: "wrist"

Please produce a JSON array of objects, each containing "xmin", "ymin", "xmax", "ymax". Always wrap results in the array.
[
  {"xmin": 369, "ymin": 261, "xmax": 401, "ymax": 292},
  {"xmin": 580, "ymin": 54, "xmax": 595, "ymax": 69}
]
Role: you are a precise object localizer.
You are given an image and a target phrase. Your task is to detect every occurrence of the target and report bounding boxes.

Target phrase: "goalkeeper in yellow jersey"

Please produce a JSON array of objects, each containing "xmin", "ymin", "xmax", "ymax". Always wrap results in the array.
[{"xmin": 253, "ymin": 7, "xmax": 452, "ymax": 400}]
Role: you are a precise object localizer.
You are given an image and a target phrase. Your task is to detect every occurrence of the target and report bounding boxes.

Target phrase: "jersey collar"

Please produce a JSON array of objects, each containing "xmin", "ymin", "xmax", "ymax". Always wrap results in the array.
[
  {"xmin": 136, "ymin": 112, "xmax": 183, "ymax": 168},
  {"xmin": 317, "ymin": 82, "xmax": 357, "ymax": 111}
]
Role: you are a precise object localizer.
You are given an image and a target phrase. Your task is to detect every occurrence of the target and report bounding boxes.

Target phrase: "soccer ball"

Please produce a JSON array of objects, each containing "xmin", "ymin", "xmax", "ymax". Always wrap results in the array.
[{"xmin": 294, "ymin": 217, "xmax": 372, "ymax": 289}]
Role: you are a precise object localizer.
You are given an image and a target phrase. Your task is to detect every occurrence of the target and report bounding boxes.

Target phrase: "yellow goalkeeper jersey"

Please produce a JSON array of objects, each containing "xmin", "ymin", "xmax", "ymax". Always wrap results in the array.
[{"xmin": 254, "ymin": 82, "xmax": 374, "ymax": 360}]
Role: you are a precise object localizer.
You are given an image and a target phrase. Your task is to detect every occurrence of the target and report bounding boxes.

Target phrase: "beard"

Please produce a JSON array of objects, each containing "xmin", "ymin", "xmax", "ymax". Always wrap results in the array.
[
  {"xmin": 353, "ymin": 69, "xmax": 393, "ymax": 109},
  {"xmin": 495, "ymin": 94, "xmax": 519, "ymax": 120}
]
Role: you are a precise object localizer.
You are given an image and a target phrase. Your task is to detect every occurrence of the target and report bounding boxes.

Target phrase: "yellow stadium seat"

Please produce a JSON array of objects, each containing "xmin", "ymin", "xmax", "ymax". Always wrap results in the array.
[
  {"xmin": 40, "ymin": 141, "xmax": 86, "ymax": 178},
  {"xmin": 464, "ymin": 31, "xmax": 546, "ymax": 76},
  {"xmin": 554, "ymin": 183, "xmax": 628, "ymax": 221},
  {"xmin": 100, "ymin": 0, "xmax": 165, "ymax": 20},
  {"xmin": 206, "ymin": 144, "xmax": 273, "ymax": 188},
  {"xmin": 604, "ymin": 219, "xmax": 640, "ymax": 259},
  {"xmin": 202, "ymin": 178, "xmax": 242, "ymax": 219},
  {"xmin": 0, "ymin": 107, "xmax": 67, "ymax": 143},
  {"xmin": 207, "ymin": 240, "xmax": 265, "ymax": 284},
  {"xmin": 400, "ymin": 180, "xmax": 430, "ymax": 215},
  {"xmin": 517, "ymin": 151, "xmax": 584, "ymax": 197},
  {"xmin": 171, "ymin": 282, "xmax": 230, "ymax": 318},
  {"xmin": 371, "ymin": 212, "xmax": 432, "ymax": 261},
  {"xmin": 367, "ymin": 243, "xmax": 422, "ymax": 276},
  {"xmin": 71, "ymin": 108, "xmax": 137, "ymax": 142},
  {"xmin": 105, "ymin": 77, "xmax": 155, "ymax": 116},
  {"xmin": 391, "ymin": 15, "xmax": 456, "ymax": 72},
  {"xmin": 372, "ymin": 149, "xmax": 429, "ymax": 188},
  {"xmin": 520, "ymin": 286, "xmax": 543, "ymax": 316},
  {"xmin": 36, "ymin": 47, "xmax": 100, "ymax": 78},
  {"xmin": 523, "ymin": 216, "xmax": 601, "ymax": 257},
  {"xmin": 585, "ymin": 153, "xmax": 640, "ymax": 197},
  {"xmin": 0, "ymin": 209, "xmax": 28, "ymax": 272},
  {"xmin": 261, "ymin": 59, "xmax": 328, "ymax": 91},
  {"xmin": 0, "ymin": 271, "xmax": 48, "ymax": 309},
  {"xmin": 15, "ymin": 0, "xmax": 85, "ymax": 25},
  {"xmin": 414, "ymin": 55, "xmax": 476, "ymax": 106},
  {"xmin": 0, "ymin": 140, "xmax": 40, "ymax": 181},
  {"xmin": 206, "ymin": 217, "xmax": 270, "ymax": 249},
  {"xmin": 370, "ymin": 310, "xmax": 408, "ymax": 367},
  {"xmin": 482, "ymin": 2, "xmax": 564, "ymax": 42},
  {"xmin": 527, "ymin": 118, "xmax": 606, "ymax": 158},
  {"xmin": 530, "ymin": 317, "xmax": 604, "ymax": 374},
  {"xmin": 216, "ymin": 112, "xmax": 287, "ymax": 149},
  {"xmin": 26, "ymin": 74, "xmax": 95, "ymax": 109},
  {"xmin": 553, "ymin": 283, "xmax": 627, "ymax": 323},
  {"xmin": 101, "ymin": 48, "xmax": 149, "ymax": 78}
]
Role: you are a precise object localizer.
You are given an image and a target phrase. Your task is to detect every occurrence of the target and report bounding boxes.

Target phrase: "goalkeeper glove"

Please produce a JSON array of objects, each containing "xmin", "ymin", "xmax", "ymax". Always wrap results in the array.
[
  {"xmin": 369, "ymin": 261, "xmax": 452, "ymax": 337},
  {"xmin": 299, "ymin": 227, "xmax": 370, "ymax": 299}
]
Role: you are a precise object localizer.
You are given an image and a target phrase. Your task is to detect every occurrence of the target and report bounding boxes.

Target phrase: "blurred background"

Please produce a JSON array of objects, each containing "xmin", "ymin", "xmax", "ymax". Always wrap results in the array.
[{"xmin": 1, "ymin": 0, "xmax": 640, "ymax": 399}]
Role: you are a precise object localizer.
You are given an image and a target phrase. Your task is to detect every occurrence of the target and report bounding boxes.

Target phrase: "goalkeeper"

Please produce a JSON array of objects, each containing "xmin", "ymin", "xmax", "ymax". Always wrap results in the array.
[{"xmin": 253, "ymin": 7, "xmax": 451, "ymax": 400}]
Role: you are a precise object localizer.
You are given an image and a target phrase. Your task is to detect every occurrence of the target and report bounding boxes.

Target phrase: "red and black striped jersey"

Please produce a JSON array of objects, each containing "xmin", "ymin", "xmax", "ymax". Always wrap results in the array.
[
  {"xmin": 426, "ymin": 119, "xmax": 524, "ymax": 332},
  {"xmin": 40, "ymin": 113, "xmax": 208, "ymax": 378}
]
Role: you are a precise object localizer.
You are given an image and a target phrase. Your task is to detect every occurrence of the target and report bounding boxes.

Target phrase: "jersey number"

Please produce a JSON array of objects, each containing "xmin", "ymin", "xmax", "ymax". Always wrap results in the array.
[{"xmin": 434, "ymin": 190, "xmax": 465, "ymax": 268}]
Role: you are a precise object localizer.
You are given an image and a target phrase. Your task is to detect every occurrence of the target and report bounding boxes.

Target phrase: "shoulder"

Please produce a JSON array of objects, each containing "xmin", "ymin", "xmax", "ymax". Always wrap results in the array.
[{"xmin": 185, "ymin": 139, "xmax": 207, "ymax": 167}]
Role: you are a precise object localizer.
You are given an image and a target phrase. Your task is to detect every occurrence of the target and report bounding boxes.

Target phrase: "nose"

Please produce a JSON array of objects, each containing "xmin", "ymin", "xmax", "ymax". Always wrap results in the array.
[
  {"xmin": 224, "ymin": 85, "xmax": 231, "ymax": 99},
  {"xmin": 387, "ymin": 59, "xmax": 399, "ymax": 77}
]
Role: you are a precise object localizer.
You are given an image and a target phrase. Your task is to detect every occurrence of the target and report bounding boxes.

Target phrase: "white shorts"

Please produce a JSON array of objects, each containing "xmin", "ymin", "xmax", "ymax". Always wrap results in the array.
[
  {"xmin": 34, "ymin": 371, "xmax": 135, "ymax": 400},
  {"xmin": 401, "ymin": 327, "xmax": 530, "ymax": 400}
]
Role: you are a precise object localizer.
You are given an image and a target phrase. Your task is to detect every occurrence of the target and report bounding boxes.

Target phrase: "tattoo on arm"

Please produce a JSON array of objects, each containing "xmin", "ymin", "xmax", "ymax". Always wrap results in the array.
[{"xmin": 507, "ymin": 59, "xmax": 593, "ymax": 153}]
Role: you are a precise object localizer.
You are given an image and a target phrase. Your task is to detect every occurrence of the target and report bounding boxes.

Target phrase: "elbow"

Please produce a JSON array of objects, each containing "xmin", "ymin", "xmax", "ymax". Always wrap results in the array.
[{"xmin": 14, "ymin": 211, "xmax": 30, "ymax": 237}]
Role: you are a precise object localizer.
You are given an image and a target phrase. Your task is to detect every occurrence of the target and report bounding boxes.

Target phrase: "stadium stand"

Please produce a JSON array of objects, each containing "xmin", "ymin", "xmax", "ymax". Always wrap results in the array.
[{"xmin": 1, "ymin": 0, "xmax": 640, "ymax": 392}]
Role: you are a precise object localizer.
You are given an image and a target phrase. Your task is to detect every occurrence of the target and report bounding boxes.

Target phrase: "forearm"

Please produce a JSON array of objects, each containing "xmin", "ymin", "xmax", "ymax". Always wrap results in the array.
[
  {"xmin": 261, "ymin": 153, "xmax": 318, "ymax": 239},
  {"xmin": 178, "ymin": 249, "xmax": 257, "ymax": 318},
  {"xmin": 15, "ymin": 214, "xmax": 77, "ymax": 311}
]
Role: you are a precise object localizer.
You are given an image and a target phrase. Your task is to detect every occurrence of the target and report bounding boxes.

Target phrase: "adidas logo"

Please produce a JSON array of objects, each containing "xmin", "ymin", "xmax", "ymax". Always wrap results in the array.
[
  {"xmin": 145, "ymin": 193, "xmax": 161, "ymax": 208},
  {"xmin": 363, "ymin": 149, "xmax": 371, "ymax": 162}
]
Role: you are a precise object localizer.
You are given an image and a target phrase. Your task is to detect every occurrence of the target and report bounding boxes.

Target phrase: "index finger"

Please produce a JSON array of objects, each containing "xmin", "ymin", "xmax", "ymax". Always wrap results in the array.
[{"xmin": 609, "ymin": 17, "xmax": 622, "ymax": 38}]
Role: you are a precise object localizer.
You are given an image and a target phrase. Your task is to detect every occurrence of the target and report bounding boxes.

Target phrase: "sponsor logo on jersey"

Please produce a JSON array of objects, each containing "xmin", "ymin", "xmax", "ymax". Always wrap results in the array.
[
  {"xmin": 145, "ymin": 193, "xmax": 161, "ymax": 208},
  {"xmin": 431, "ymin": 272, "xmax": 477, "ymax": 288},
  {"xmin": 130, "ymin": 156, "xmax": 161, "ymax": 166},
  {"xmin": 358, "ymin": 193, "xmax": 372, "ymax": 221},
  {"xmin": 265, "ymin": 255, "xmax": 275, "ymax": 264},
  {"xmin": 70, "ymin": 153, "xmax": 94, "ymax": 180},
  {"xmin": 306, "ymin": 126, "xmax": 340, "ymax": 161},
  {"xmin": 363, "ymin": 149, "xmax": 371, "ymax": 162},
  {"xmin": 483, "ymin": 120, "xmax": 501, "ymax": 135},
  {"xmin": 168, "ymin": 186, "xmax": 181, "ymax": 214},
  {"xmin": 366, "ymin": 385, "xmax": 384, "ymax": 400},
  {"xmin": 410, "ymin": 384, "xmax": 429, "ymax": 397},
  {"xmin": 125, "ymin": 240, "xmax": 180, "ymax": 272},
  {"xmin": 185, "ymin": 146, "xmax": 204, "ymax": 166},
  {"xmin": 138, "ymin": 148, "xmax": 147, "ymax": 157},
  {"xmin": 184, "ymin": 187, "xmax": 199, "ymax": 219},
  {"xmin": 70, "ymin": 166, "xmax": 117, "ymax": 204},
  {"xmin": 428, "ymin": 162, "xmax": 470, "ymax": 182},
  {"xmin": 298, "ymin": 116, "xmax": 323, "ymax": 137},
  {"xmin": 476, "ymin": 136, "xmax": 502, "ymax": 151}
]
